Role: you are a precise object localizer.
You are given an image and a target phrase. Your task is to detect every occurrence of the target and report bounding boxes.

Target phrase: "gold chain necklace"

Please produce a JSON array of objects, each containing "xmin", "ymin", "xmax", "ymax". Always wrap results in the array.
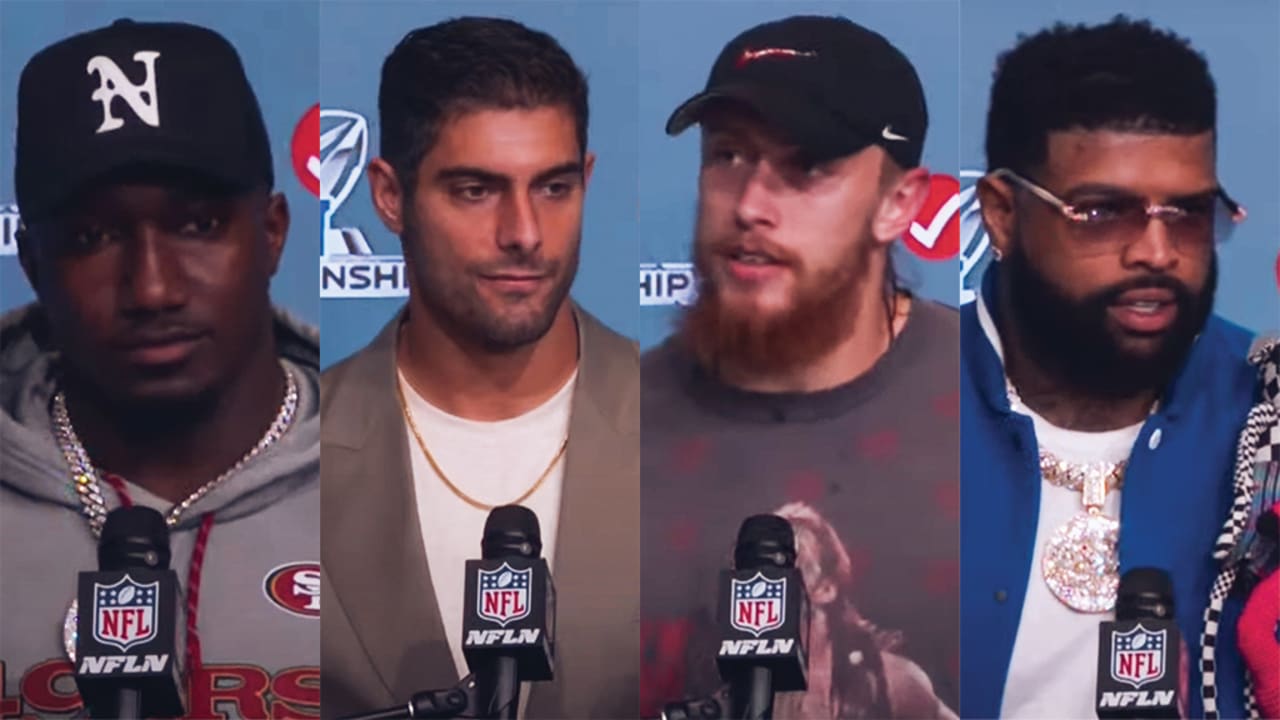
[{"xmin": 394, "ymin": 372, "xmax": 568, "ymax": 512}]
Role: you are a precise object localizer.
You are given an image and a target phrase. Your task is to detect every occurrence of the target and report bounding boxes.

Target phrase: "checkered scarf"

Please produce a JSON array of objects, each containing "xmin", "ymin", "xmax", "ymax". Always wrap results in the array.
[{"xmin": 1201, "ymin": 337, "xmax": 1280, "ymax": 719}]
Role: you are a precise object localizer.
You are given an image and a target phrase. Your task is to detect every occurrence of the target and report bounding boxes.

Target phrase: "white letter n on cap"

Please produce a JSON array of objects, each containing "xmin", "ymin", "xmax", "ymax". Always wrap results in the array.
[{"xmin": 86, "ymin": 51, "xmax": 161, "ymax": 133}]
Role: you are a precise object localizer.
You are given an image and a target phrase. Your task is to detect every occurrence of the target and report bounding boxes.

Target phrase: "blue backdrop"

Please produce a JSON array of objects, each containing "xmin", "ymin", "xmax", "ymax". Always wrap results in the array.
[
  {"xmin": 958, "ymin": 0, "xmax": 1280, "ymax": 334},
  {"xmin": 317, "ymin": 0, "xmax": 639, "ymax": 368},
  {"xmin": 0, "ymin": 0, "xmax": 320, "ymax": 327},
  {"xmin": 4, "ymin": 1, "xmax": 1273, "ymax": 358},
  {"xmin": 638, "ymin": 0, "xmax": 963, "ymax": 351}
]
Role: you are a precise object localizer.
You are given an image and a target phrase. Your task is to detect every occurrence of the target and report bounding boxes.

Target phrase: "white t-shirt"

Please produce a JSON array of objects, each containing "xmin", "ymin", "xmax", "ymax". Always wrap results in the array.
[
  {"xmin": 399, "ymin": 368, "xmax": 576, "ymax": 684},
  {"xmin": 978, "ymin": 296, "xmax": 1145, "ymax": 718}
]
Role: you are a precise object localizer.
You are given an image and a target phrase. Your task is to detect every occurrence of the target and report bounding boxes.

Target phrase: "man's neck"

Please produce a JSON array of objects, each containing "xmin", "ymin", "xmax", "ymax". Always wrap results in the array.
[
  {"xmin": 720, "ymin": 291, "xmax": 911, "ymax": 394},
  {"xmin": 397, "ymin": 301, "xmax": 579, "ymax": 422},
  {"xmin": 63, "ymin": 338, "xmax": 287, "ymax": 505},
  {"xmin": 995, "ymin": 309, "xmax": 1158, "ymax": 432}
]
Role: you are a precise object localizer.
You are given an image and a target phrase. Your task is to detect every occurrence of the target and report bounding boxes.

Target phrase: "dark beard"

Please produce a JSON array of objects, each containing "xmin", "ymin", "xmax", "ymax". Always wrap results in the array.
[
  {"xmin": 402, "ymin": 214, "xmax": 578, "ymax": 354},
  {"xmin": 1001, "ymin": 244, "xmax": 1216, "ymax": 398},
  {"xmin": 679, "ymin": 233, "xmax": 871, "ymax": 378}
]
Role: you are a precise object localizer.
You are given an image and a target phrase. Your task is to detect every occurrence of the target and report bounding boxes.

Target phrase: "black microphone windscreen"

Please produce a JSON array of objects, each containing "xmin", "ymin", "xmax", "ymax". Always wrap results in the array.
[
  {"xmin": 734, "ymin": 514, "xmax": 796, "ymax": 570},
  {"xmin": 1115, "ymin": 567, "xmax": 1175, "ymax": 621},
  {"xmin": 98, "ymin": 506, "xmax": 172, "ymax": 571},
  {"xmin": 481, "ymin": 505, "xmax": 543, "ymax": 559}
]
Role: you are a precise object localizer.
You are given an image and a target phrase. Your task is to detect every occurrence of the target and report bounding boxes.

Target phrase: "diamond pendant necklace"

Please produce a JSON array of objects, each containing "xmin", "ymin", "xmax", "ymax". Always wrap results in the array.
[{"xmin": 1006, "ymin": 378, "xmax": 1152, "ymax": 613}]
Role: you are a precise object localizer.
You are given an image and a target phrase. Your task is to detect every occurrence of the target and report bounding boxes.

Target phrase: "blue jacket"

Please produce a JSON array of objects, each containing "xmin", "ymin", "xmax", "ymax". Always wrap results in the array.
[{"xmin": 960, "ymin": 268, "xmax": 1257, "ymax": 719}]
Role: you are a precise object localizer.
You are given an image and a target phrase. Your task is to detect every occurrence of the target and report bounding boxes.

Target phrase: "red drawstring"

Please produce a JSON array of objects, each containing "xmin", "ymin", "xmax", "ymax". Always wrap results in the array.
[
  {"xmin": 185, "ymin": 513, "xmax": 214, "ymax": 675},
  {"xmin": 102, "ymin": 473, "xmax": 212, "ymax": 681}
]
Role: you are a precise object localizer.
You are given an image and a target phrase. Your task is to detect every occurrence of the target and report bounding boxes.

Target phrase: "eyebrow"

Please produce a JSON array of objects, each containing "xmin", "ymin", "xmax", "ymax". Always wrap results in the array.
[
  {"xmin": 433, "ymin": 162, "xmax": 584, "ymax": 187},
  {"xmin": 702, "ymin": 127, "xmax": 752, "ymax": 147},
  {"xmin": 1061, "ymin": 182, "xmax": 1220, "ymax": 200}
]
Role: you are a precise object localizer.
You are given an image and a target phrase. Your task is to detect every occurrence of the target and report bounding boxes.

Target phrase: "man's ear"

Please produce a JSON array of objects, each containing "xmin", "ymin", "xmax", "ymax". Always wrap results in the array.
[
  {"xmin": 367, "ymin": 157, "xmax": 408, "ymax": 235},
  {"xmin": 976, "ymin": 174, "xmax": 1017, "ymax": 261},
  {"xmin": 16, "ymin": 223, "xmax": 41, "ymax": 294},
  {"xmin": 870, "ymin": 166, "xmax": 930, "ymax": 247}
]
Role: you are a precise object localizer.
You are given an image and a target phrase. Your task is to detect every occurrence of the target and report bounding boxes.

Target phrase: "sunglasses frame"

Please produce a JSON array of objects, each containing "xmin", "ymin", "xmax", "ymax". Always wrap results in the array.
[{"xmin": 988, "ymin": 167, "xmax": 1247, "ymax": 231}]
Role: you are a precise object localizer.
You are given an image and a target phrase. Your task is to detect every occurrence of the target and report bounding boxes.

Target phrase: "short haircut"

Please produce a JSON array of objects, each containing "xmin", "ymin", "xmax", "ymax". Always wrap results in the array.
[
  {"xmin": 985, "ymin": 15, "xmax": 1215, "ymax": 174},
  {"xmin": 378, "ymin": 17, "xmax": 590, "ymax": 190}
]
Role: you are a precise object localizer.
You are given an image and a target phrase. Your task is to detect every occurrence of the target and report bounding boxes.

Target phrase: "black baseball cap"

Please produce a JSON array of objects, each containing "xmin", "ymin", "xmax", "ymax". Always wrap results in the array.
[
  {"xmin": 14, "ymin": 19, "xmax": 274, "ymax": 221},
  {"xmin": 666, "ymin": 15, "xmax": 928, "ymax": 169}
]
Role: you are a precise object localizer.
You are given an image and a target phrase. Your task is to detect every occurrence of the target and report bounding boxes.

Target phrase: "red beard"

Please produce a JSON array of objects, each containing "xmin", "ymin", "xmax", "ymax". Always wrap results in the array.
[{"xmin": 680, "ymin": 235, "xmax": 873, "ymax": 377}]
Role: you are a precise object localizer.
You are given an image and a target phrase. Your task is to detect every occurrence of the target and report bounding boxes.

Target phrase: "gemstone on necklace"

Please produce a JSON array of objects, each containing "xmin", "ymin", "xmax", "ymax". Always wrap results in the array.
[{"xmin": 1043, "ymin": 512, "xmax": 1120, "ymax": 613}]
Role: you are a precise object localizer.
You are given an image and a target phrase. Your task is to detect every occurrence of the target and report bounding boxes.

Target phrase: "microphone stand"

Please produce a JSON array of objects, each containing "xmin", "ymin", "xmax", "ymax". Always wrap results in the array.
[
  {"xmin": 115, "ymin": 687, "xmax": 142, "ymax": 720},
  {"xmin": 662, "ymin": 684, "xmax": 730, "ymax": 720},
  {"xmin": 731, "ymin": 667, "xmax": 774, "ymax": 720},
  {"xmin": 338, "ymin": 675, "xmax": 475, "ymax": 720},
  {"xmin": 476, "ymin": 656, "xmax": 519, "ymax": 720}
]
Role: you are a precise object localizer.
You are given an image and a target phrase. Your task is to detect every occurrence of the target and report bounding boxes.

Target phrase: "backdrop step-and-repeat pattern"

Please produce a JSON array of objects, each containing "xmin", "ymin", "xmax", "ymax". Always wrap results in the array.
[{"xmin": 1, "ymin": 1, "xmax": 1276, "ymax": 366}]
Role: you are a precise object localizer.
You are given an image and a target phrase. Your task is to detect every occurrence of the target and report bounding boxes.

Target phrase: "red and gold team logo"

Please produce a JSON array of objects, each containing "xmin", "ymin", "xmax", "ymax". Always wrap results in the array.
[{"xmin": 263, "ymin": 562, "xmax": 320, "ymax": 618}]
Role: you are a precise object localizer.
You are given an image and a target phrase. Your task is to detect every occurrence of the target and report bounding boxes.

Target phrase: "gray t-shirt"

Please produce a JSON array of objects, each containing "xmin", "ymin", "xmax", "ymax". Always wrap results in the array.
[{"xmin": 640, "ymin": 299, "xmax": 960, "ymax": 719}]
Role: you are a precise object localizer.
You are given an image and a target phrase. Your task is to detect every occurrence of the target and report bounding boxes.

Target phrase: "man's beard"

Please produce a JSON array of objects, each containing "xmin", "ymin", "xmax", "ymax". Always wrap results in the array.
[
  {"xmin": 679, "ymin": 227, "xmax": 873, "ymax": 378},
  {"xmin": 1002, "ymin": 243, "xmax": 1216, "ymax": 398},
  {"xmin": 403, "ymin": 217, "xmax": 579, "ymax": 354}
]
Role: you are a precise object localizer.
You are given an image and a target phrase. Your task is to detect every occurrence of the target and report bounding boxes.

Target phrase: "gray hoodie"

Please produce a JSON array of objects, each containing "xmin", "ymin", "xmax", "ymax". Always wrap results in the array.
[{"xmin": 0, "ymin": 303, "xmax": 320, "ymax": 719}]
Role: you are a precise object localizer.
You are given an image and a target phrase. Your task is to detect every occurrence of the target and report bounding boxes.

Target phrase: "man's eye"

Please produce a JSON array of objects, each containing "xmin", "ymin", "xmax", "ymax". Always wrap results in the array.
[
  {"xmin": 67, "ymin": 227, "xmax": 115, "ymax": 252},
  {"xmin": 1073, "ymin": 199, "xmax": 1131, "ymax": 224},
  {"xmin": 177, "ymin": 216, "xmax": 222, "ymax": 235},
  {"xmin": 541, "ymin": 181, "xmax": 574, "ymax": 198},
  {"xmin": 1172, "ymin": 196, "xmax": 1216, "ymax": 219},
  {"xmin": 707, "ymin": 147, "xmax": 745, "ymax": 166},
  {"xmin": 455, "ymin": 185, "xmax": 492, "ymax": 202}
]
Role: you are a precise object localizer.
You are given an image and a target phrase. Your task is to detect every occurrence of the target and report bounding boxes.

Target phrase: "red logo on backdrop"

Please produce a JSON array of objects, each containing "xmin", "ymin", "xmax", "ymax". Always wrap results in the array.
[
  {"xmin": 291, "ymin": 104, "xmax": 321, "ymax": 198},
  {"xmin": 902, "ymin": 173, "xmax": 961, "ymax": 261},
  {"xmin": 263, "ymin": 562, "xmax": 320, "ymax": 618}
]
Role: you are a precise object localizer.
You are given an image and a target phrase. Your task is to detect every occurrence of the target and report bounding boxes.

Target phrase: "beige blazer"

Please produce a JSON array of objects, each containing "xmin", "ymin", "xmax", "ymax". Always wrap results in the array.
[{"xmin": 320, "ymin": 304, "xmax": 640, "ymax": 719}]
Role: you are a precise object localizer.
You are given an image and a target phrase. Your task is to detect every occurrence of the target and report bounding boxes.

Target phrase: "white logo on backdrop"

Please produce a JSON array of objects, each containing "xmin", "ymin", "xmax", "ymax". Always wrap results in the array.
[
  {"xmin": 959, "ymin": 170, "xmax": 992, "ymax": 305},
  {"xmin": 1, "ymin": 204, "xmax": 19, "ymax": 257},
  {"xmin": 640, "ymin": 261, "xmax": 697, "ymax": 306},
  {"xmin": 318, "ymin": 109, "xmax": 408, "ymax": 299}
]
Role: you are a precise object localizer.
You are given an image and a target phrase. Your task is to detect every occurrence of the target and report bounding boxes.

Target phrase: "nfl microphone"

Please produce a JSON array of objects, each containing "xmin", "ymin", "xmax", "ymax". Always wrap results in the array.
[
  {"xmin": 716, "ymin": 515, "xmax": 809, "ymax": 720},
  {"xmin": 73, "ymin": 506, "xmax": 183, "ymax": 719},
  {"xmin": 462, "ymin": 505, "xmax": 555, "ymax": 719},
  {"xmin": 1096, "ymin": 568, "xmax": 1181, "ymax": 718}
]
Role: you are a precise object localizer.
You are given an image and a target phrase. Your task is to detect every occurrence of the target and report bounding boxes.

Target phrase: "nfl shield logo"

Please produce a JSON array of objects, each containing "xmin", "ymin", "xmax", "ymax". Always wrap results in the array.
[
  {"xmin": 730, "ymin": 573, "xmax": 786, "ymax": 637},
  {"xmin": 1111, "ymin": 625, "xmax": 1167, "ymax": 689},
  {"xmin": 477, "ymin": 563, "xmax": 532, "ymax": 627},
  {"xmin": 92, "ymin": 575, "xmax": 159, "ymax": 652}
]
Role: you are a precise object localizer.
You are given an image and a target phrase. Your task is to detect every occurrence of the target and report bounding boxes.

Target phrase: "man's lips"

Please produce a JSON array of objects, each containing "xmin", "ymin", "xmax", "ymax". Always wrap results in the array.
[
  {"xmin": 1108, "ymin": 288, "xmax": 1179, "ymax": 334},
  {"xmin": 479, "ymin": 272, "xmax": 549, "ymax": 292},
  {"xmin": 716, "ymin": 247, "xmax": 789, "ymax": 283},
  {"xmin": 113, "ymin": 330, "xmax": 207, "ymax": 366},
  {"xmin": 1113, "ymin": 288, "xmax": 1176, "ymax": 305}
]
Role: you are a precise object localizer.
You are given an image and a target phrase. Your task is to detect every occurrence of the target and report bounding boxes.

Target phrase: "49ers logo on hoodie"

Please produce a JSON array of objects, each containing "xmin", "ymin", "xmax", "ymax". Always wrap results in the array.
[{"xmin": 263, "ymin": 563, "xmax": 320, "ymax": 618}]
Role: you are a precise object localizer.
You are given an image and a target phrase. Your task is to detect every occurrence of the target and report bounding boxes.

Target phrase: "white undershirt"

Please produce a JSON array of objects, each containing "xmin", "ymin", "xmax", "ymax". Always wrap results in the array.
[
  {"xmin": 399, "ymin": 369, "xmax": 575, "ymax": 685},
  {"xmin": 978, "ymin": 296, "xmax": 1145, "ymax": 718}
]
